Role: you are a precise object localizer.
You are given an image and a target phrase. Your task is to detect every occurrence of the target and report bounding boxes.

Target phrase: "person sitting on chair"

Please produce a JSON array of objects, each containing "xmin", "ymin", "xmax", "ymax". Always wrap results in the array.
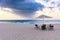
[
  {"xmin": 35, "ymin": 24, "xmax": 40, "ymax": 29},
  {"xmin": 49, "ymin": 24, "xmax": 54, "ymax": 30},
  {"xmin": 41, "ymin": 24, "xmax": 46, "ymax": 30}
]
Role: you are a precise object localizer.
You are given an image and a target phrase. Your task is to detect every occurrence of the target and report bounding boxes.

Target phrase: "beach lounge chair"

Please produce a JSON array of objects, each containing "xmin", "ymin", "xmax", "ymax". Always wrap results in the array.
[
  {"xmin": 35, "ymin": 24, "xmax": 40, "ymax": 30},
  {"xmin": 49, "ymin": 24, "xmax": 54, "ymax": 30}
]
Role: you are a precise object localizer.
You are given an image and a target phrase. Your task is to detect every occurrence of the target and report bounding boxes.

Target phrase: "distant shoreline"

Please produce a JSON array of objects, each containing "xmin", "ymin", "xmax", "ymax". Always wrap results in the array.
[{"xmin": 0, "ymin": 20, "xmax": 60, "ymax": 24}]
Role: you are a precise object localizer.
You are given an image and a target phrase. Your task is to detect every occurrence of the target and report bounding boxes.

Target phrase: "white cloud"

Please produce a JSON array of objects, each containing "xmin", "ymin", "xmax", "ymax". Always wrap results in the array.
[{"xmin": 35, "ymin": 0, "xmax": 60, "ymax": 7}]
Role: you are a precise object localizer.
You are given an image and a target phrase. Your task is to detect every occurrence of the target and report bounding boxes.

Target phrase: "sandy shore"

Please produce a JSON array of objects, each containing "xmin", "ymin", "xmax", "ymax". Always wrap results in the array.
[{"xmin": 0, "ymin": 23, "xmax": 60, "ymax": 40}]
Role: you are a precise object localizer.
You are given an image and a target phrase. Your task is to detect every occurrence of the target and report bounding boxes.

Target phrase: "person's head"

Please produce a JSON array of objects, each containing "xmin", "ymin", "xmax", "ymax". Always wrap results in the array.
[
  {"xmin": 35, "ymin": 24, "xmax": 38, "ymax": 26},
  {"xmin": 43, "ymin": 24, "xmax": 46, "ymax": 26},
  {"xmin": 50, "ymin": 24, "xmax": 53, "ymax": 26},
  {"xmin": 50, "ymin": 24, "xmax": 51, "ymax": 25}
]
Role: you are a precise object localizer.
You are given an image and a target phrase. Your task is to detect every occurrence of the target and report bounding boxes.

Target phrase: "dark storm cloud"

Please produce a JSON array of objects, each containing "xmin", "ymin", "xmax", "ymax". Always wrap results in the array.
[{"xmin": 0, "ymin": 0, "xmax": 44, "ymax": 17}]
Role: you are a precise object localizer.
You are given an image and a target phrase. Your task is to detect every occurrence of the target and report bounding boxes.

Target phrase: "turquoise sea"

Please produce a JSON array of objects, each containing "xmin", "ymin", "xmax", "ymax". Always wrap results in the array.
[{"xmin": 0, "ymin": 20, "xmax": 60, "ymax": 24}]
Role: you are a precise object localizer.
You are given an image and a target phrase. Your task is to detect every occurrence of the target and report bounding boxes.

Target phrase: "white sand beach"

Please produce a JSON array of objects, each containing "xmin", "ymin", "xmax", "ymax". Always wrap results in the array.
[{"xmin": 0, "ymin": 23, "xmax": 60, "ymax": 40}]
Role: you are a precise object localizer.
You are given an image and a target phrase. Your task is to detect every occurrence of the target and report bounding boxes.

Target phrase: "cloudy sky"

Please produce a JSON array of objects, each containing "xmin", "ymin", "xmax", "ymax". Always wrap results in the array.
[{"xmin": 0, "ymin": 0, "xmax": 60, "ymax": 20}]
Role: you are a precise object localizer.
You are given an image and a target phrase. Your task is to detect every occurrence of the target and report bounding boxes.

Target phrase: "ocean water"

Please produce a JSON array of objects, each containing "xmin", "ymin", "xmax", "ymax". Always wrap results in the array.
[{"xmin": 0, "ymin": 20, "xmax": 60, "ymax": 24}]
